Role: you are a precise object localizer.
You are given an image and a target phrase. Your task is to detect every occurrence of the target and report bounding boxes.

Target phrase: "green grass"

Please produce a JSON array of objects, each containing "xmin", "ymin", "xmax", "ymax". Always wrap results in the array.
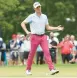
[{"xmin": 0, "ymin": 64, "xmax": 77, "ymax": 78}]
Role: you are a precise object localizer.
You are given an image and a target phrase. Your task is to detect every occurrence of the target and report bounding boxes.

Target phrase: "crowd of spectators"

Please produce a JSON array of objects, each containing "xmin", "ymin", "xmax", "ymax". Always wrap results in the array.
[{"xmin": 0, "ymin": 32, "xmax": 77, "ymax": 66}]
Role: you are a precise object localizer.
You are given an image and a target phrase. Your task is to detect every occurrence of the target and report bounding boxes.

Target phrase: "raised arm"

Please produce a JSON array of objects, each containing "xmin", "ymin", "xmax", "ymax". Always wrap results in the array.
[{"xmin": 45, "ymin": 24, "xmax": 64, "ymax": 31}]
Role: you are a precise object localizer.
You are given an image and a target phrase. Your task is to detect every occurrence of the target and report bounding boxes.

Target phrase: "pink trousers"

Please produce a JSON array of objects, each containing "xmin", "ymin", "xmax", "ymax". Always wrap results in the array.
[{"xmin": 26, "ymin": 34, "xmax": 54, "ymax": 70}]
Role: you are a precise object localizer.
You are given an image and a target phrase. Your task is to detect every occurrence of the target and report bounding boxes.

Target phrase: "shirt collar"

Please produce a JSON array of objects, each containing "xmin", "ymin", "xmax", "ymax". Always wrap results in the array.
[{"xmin": 35, "ymin": 12, "xmax": 42, "ymax": 18}]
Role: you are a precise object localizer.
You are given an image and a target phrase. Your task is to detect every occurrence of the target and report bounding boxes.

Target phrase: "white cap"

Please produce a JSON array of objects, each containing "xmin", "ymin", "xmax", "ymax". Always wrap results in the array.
[
  {"xmin": 0, "ymin": 37, "xmax": 3, "ymax": 41},
  {"xmin": 33, "ymin": 2, "xmax": 41, "ymax": 8}
]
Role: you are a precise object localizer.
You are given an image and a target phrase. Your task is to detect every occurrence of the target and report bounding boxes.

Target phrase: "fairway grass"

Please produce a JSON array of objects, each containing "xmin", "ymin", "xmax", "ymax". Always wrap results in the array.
[{"xmin": 0, "ymin": 64, "xmax": 77, "ymax": 78}]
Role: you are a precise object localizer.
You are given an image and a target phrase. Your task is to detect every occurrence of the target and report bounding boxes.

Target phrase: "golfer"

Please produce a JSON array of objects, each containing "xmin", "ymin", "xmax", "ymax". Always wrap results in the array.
[{"xmin": 21, "ymin": 2, "xmax": 63, "ymax": 75}]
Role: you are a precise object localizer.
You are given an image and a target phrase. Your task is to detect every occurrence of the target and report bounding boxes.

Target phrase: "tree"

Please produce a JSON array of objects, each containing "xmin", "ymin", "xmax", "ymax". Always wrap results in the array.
[
  {"xmin": 41, "ymin": 0, "xmax": 77, "ymax": 39},
  {"xmin": 0, "ymin": 0, "xmax": 19, "ymax": 41},
  {"xmin": 0, "ymin": 0, "xmax": 33, "ymax": 42},
  {"xmin": 0, "ymin": 0, "xmax": 77, "ymax": 42}
]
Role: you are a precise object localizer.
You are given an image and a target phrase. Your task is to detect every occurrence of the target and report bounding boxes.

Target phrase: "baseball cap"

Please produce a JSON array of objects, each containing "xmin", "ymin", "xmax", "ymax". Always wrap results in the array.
[{"xmin": 33, "ymin": 2, "xmax": 41, "ymax": 8}]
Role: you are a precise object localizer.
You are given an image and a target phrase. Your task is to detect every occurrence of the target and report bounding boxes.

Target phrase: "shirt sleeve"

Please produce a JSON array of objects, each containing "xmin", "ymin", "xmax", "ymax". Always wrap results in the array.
[
  {"xmin": 2, "ymin": 43, "xmax": 6, "ymax": 49},
  {"xmin": 23, "ymin": 14, "xmax": 32, "ymax": 24},
  {"xmin": 45, "ymin": 15, "xmax": 49, "ymax": 25}
]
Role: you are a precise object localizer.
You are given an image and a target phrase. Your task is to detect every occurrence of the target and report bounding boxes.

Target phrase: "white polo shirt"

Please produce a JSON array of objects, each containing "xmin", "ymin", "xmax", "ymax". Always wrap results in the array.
[{"xmin": 23, "ymin": 12, "xmax": 49, "ymax": 35}]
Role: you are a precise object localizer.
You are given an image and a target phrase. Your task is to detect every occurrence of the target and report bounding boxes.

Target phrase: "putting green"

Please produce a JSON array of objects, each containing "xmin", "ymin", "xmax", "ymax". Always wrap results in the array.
[{"xmin": 0, "ymin": 64, "xmax": 77, "ymax": 78}]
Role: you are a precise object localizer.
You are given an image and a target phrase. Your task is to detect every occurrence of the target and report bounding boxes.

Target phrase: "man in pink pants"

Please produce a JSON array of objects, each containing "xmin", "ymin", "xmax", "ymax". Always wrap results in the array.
[{"xmin": 21, "ymin": 2, "xmax": 63, "ymax": 75}]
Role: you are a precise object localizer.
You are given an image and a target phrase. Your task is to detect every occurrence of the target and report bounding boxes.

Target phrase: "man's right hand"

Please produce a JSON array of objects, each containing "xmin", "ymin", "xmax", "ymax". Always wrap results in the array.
[{"xmin": 26, "ymin": 31, "xmax": 31, "ymax": 35}]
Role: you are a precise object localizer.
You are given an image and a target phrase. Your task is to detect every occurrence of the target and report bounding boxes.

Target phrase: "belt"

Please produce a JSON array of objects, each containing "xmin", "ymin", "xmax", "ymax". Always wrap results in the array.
[{"xmin": 33, "ymin": 34, "xmax": 45, "ymax": 36}]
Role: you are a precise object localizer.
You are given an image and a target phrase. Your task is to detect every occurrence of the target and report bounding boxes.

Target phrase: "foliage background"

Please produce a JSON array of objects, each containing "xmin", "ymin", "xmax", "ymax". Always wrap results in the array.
[{"xmin": 0, "ymin": 0, "xmax": 77, "ymax": 42}]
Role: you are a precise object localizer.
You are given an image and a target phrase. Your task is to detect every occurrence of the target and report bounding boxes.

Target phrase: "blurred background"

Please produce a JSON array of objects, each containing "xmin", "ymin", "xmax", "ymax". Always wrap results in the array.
[{"xmin": 0, "ymin": 0, "xmax": 77, "ymax": 42}]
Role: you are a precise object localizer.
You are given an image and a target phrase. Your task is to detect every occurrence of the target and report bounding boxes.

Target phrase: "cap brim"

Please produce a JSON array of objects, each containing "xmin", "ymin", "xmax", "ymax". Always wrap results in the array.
[{"xmin": 34, "ymin": 4, "xmax": 41, "ymax": 8}]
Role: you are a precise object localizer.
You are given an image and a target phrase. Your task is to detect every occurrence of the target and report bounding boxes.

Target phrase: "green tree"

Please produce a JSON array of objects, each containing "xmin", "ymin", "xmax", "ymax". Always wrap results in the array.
[
  {"xmin": 0, "ymin": 0, "xmax": 77, "ymax": 42},
  {"xmin": 41, "ymin": 0, "xmax": 77, "ymax": 39},
  {"xmin": 0, "ymin": 0, "xmax": 33, "ymax": 42},
  {"xmin": 0, "ymin": 0, "xmax": 19, "ymax": 41}
]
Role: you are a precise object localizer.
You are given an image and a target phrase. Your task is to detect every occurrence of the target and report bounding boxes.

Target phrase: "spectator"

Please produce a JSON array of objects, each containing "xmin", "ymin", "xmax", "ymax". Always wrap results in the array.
[
  {"xmin": 10, "ymin": 34, "xmax": 20, "ymax": 65},
  {"xmin": 23, "ymin": 35, "xmax": 31, "ymax": 65},
  {"xmin": 58, "ymin": 34, "xmax": 73, "ymax": 64},
  {"xmin": 36, "ymin": 45, "xmax": 44, "ymax": 65},
  {"xmin": 69, "ymin": 35, "xmax": 77, "ymax": 63},
  {"xmin": 49, "ymin": 32, "xmax": 59, "ymax": 44},
  {"xmin": 19, "ymin": 35, "xmax": 25, "ymax": 65},
  {"xmin": 49, "ymin": 32, "xmax": 59, "ymax": 64},
  {"xmin": 0, "ymin": 37, "xmax": 6, "ymax": 65},
  {"xmin": 0, "ymin": 37, "xmax": 3, "ymax": 65}
]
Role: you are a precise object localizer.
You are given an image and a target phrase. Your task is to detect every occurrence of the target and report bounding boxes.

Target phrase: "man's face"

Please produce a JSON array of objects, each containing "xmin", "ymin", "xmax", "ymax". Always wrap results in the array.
[{"xmin": 34, "ymin": 6, "xmax": 41, "ymax": 13}]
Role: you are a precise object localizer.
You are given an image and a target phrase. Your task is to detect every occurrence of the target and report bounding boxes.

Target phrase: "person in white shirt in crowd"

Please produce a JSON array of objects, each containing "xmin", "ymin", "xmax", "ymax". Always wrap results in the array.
[
  {"xmin": 23, "ymin": 34, "xmax": 31, "ymax": 65},
  {"xmin": 49, "ymin": 32, "xmax": 59, "ymax": 44},
  {"xmin": 69, "ymin": 35, "xmax": 77, "ymax": 63},
  {"xmin": 49, "ymin": 32, "xmax": 59, "ymax": 64},
  {"xmin": 19, "ymin": 34, "xmax": 25, "ymax": 65},
  {"xmin": 21, "ymin": 2, "xmax": 63, "ymax": 75}
]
